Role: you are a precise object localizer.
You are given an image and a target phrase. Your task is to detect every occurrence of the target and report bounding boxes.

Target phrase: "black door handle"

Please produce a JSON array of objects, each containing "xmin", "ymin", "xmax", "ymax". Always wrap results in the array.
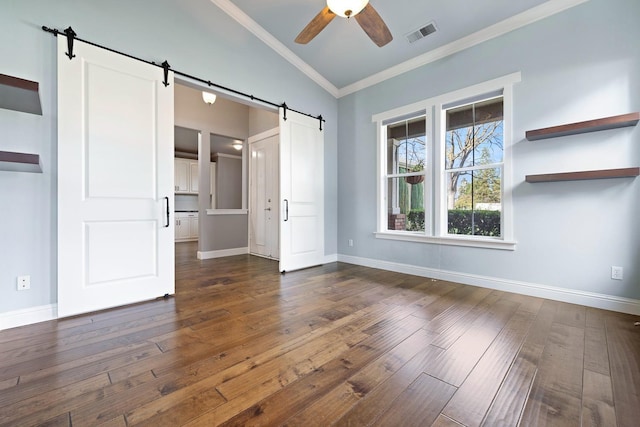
[
  {"xmin": 164, "ymin": 196, "xmax": 170, "ymax": 227},
  {"xmin": 284, "ymin": 199, "xmax": 289, "ymax": 222}
]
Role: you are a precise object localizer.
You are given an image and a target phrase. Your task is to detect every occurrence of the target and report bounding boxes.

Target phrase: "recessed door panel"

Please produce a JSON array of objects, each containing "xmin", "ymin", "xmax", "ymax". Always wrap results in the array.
[
  {"xmin": 85, "ymin": 63, "xmax": 156, "ymax": 200},
  {"xmin": 85, "ymin": 221, "xmax": 157, "ymax": 285}
]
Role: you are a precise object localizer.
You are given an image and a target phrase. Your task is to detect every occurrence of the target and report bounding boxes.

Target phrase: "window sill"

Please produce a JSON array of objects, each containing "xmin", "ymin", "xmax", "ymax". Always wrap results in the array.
[{"xmin": 374, "ymin": 231, "xmax": 516, "ymax": 251}]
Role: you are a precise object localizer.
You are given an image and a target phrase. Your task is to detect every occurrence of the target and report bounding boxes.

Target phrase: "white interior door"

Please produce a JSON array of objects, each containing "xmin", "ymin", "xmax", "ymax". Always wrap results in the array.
[
  {"xmin": 249, "ymin": 128, "xmax": 279, "ymax": 259},
  {"xmin": 57, "ymin": 38, "xmax": 175, "ymax": 317},
  {"xmin": 279, "ymin": 109, "xmax": 324, "ymax": 272}
]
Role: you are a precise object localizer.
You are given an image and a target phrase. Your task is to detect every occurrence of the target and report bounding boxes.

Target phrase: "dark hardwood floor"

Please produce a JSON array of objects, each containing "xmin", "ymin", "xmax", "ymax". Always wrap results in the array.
[{"xmin": 1, "ymin": 241, "xmax": 638, "ymax": 426}]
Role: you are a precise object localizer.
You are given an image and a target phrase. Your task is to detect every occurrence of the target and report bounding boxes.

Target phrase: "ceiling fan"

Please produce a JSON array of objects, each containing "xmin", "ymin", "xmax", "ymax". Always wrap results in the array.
[{"xmin": 295, "ymin": 0, "xmax": 393, "ymax": 47}]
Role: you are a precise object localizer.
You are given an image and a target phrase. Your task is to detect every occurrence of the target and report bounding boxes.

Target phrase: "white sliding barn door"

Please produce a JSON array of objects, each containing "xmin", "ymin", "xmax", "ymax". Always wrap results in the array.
[
  {"xmin": 279, "ymin": 109, "xmax": 324, "ymax": 272},
  {"xmin": 57, "ymin": 38, "xmax": 175, "ymax": 317},
  {"xmin": 249, "ymin": 128, "xmax": 280, "ymax": 259}
]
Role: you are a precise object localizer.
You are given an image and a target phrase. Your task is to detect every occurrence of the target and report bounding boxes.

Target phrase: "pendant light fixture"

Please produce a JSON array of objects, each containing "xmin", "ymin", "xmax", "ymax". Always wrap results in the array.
[{"xmin": 202, "ymin": 91, "xmax": 217, "ymax": 105}]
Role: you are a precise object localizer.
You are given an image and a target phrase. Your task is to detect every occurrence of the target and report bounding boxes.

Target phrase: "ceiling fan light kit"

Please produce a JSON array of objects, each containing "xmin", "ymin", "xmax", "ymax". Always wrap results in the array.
[
  {"xmin": 326, "ymin": 0, "xmax": 369, "ymax": 18},
  {"xmin": 295, "ymin": 1, "xmax": 392, "ymax": 47}
]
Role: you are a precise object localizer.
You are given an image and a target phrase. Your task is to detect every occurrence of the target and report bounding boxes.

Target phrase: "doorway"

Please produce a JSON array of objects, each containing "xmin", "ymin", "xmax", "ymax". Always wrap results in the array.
[{"xmin": 249, "ymin": 128, "xmax": 280, "ymax": 259}]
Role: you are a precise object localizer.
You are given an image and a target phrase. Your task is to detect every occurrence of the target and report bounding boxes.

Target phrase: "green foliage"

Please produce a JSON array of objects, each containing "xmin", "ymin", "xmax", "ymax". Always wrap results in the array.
[
  {"xmin": 448, "ymin": 209, "xmax": 501, "ymax": 237},
  {"xmin": 454, "ymin": 148, "xmax": 501, "ymax": 209},
  {"xmin": 403, "ymin": 209, "xmax": 500, "ymax": 235},
  {"xmin": 407, "ymin": 209, "xmax": 425, "ymax": 231}
]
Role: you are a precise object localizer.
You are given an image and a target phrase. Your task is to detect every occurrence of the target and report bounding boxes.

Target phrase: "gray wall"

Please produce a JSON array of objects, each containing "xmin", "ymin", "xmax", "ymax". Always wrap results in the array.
[
  {"xmin": 216, "ymin": 156, "xmax": 243, "ymax": 209},
  {"xmin": 249, "ymin": 108, "xmax": 279, "ymax": 136},
  {"xmin": 0, "ymin": 0, "xmax": 338, "ymax": 315},
  {"xmin": 337, "ymin": 0, "xmax": 640, "ymax": 300}
]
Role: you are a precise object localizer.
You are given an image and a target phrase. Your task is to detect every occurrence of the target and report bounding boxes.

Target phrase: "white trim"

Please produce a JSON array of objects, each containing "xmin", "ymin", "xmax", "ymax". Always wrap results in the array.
[
  {"xmin": 337, "ymin": 255, "xmax": 640, "ymax": 316},
  {"xmin": 0, "ymin": 304, "xmax": 58, "ymax": 331},
  {"xmin": 501, "ymin": 83, "xmax": 515, "ymax": 241},
  {"xmin": 206, "ymin": 209, "xmax": 249, "ymax": 215},
  {"xmin": 375, "ymin": 232, "xmax": 516, "ymax": 250},
  {"xmin": 324, "ymin": 254, "xmax": 338, "ymax": 264},
  {"xmin": 248, "ymin": 127, "xmax": 279, "ymax": 144},
  {"xmin": 197, "ymin": 247, "xmax": 249, "ymax": 259},
  {"xmin": 215, "ymin": 153, "xmax": 242, "ymax": 160},
  {"xmin": 208, "ymin": 0, "xmax": 339, "ymax": 97},
  {"xmin": 339, "ymin": 0, "xmax": 588, "ymax": 97}
]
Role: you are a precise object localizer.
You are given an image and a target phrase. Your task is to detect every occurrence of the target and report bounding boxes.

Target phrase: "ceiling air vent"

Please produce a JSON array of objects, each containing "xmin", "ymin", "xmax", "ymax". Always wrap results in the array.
[{"xmin": 405, "ymin": 22, "xmax": 437, "ymax": 44}]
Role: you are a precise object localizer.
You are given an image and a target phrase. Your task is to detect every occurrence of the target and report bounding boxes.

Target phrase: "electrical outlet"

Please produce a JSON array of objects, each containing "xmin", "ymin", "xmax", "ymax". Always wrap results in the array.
[
  {"xmin": 611, "ymin": 266, "xmax": 624, "ymax": 281},
  {"xmin": 17, "ymin": 275, "xmax": 31, "ymax": 290},
  {"xmin": 348, "ymin": 239, "xmax": 354, "ymax": 247}
]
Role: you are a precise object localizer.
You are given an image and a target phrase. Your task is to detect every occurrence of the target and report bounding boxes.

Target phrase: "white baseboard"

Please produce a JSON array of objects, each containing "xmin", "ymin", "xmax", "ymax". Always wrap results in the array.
[
  {"xmin": 338, "ymin": 254, "xmax": 640, "ymax": 316},
  {"xmin": 198, "ymin": 247, "xmax": 249, "ymax": 260},
  {"xmin": 324, "ymin": 253, "xmax": 338, "ymax": 264},
  {"xmin": 0, "ymin": 304, "xmax": 58, "ymax": 331}
]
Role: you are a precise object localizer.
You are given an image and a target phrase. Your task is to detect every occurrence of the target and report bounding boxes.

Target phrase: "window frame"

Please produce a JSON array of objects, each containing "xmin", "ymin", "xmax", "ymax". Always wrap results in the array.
[
  {"xmin": 374, "ymin": 72, "xmax": 520, "ymax": 250},
  {"xmin": 383, "ymin": 112, "xmax": 431, "ymax": 235}
]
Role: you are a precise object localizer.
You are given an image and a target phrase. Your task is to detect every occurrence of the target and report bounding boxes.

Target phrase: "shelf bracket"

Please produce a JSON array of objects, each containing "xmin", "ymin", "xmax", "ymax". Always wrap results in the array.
[{"xmin": 64, "ymin": 27, "xmax": 77, "ymax": 60}]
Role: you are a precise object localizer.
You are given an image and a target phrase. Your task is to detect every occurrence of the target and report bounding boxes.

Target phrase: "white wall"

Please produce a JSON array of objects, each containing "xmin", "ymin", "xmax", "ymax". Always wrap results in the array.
[
  {"xmin": 0, "ymin": 0, "xmax": 338, "ymax": 317},
  {"xmin": 337, "ymin": 0, "xmax": 640, "ymax": 311}
]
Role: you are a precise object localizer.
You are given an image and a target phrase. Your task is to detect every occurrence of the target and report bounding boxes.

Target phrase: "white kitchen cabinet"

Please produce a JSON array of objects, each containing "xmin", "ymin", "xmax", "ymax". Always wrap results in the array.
[
  {"xmin": 175, "ymin": 212, "xmax": 198, "ymax": 241},
  {"xmin": 189, "ymin": 215, "xmax": 199, "ymax": 238},
  {"xmin": 190, "ymin": 161, "xmax": 199, "ymax": 193},
  {"xmin": 174, "ymin": 158, "xmax": 199, "ymax": 194},
  {"xmin": 174, "ymin": 158, "xmax": 189, "ymax": 192}
]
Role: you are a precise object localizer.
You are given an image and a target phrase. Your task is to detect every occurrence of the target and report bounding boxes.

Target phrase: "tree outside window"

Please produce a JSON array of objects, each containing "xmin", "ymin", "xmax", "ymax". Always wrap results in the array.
[{"xmin": 445, "ymin": 97, "xmax": 504, "ymax": 237}]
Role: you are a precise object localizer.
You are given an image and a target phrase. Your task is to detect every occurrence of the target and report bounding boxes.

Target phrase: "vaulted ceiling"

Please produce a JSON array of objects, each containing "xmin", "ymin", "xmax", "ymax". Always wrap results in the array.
[{"xmin": 210, "ymin": 0, "xmax": 586, "ymax": 97}]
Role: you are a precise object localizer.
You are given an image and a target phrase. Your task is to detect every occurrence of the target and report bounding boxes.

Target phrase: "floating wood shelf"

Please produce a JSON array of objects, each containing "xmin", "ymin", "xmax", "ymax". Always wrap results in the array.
[
  {"xmin": 0, "ymin": 151, "xmax": 42, "ymax": 173},
  {"xmin": 525, "ymin": 112, "xmax": 640, "ymax": 141},
  {"xmin": 0, "ymin": 73, "xmax": 42, "ymax": 115},
  {"xmin": 526, "ymin": 167, "xmax": 639, "ymax": 183}
]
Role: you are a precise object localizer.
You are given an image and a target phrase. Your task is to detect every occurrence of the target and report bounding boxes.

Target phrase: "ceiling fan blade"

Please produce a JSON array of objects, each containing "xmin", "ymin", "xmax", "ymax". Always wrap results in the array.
[
  {"xmin": 355, "ymin": 3, "xmax": 393, "ymax": 47},
  {"xmin": 295, "ymin": 6, "xmax": 336, "ymax": 44}
]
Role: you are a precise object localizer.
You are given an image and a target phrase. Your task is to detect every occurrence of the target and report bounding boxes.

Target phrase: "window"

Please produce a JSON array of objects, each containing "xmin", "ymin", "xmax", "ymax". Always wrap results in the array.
[
  {"xmin": 374, "ymin": 73, "xmax": 520, "ymax": 250},
  {"xmin": 385, "ymin": 115, "xmax": 427, "ymax": 233},
  {"xmin": 444, "ymin": 97, "xmax": 503, "ymax": 237}
]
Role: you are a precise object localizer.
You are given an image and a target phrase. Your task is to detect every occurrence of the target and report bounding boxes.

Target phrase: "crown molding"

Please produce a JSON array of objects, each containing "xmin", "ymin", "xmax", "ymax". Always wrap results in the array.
[
  {"xmin": 209, "ymin": 0, "xmax": 339, "ymax": 98},
  {"xmin": 211, "ymin": 0, "xmax": 588, "ymax": 99}
]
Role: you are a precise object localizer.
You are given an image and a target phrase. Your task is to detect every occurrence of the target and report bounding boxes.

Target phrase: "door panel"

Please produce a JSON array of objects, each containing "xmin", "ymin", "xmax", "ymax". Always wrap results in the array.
[
  {"xmin": 85, "ymin": 221, "xmax": 157, "ymax": 285},
  {"xmin": 85, "ymin": 64, "xmax": 156, "ymax": 199},
  {"xmin": 279, "ymin": 110, "xmax": 324, "ymax": 272},
  {"xmin": 57, "ymin": 38, "xmax": 174, "ymax": 317}
]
